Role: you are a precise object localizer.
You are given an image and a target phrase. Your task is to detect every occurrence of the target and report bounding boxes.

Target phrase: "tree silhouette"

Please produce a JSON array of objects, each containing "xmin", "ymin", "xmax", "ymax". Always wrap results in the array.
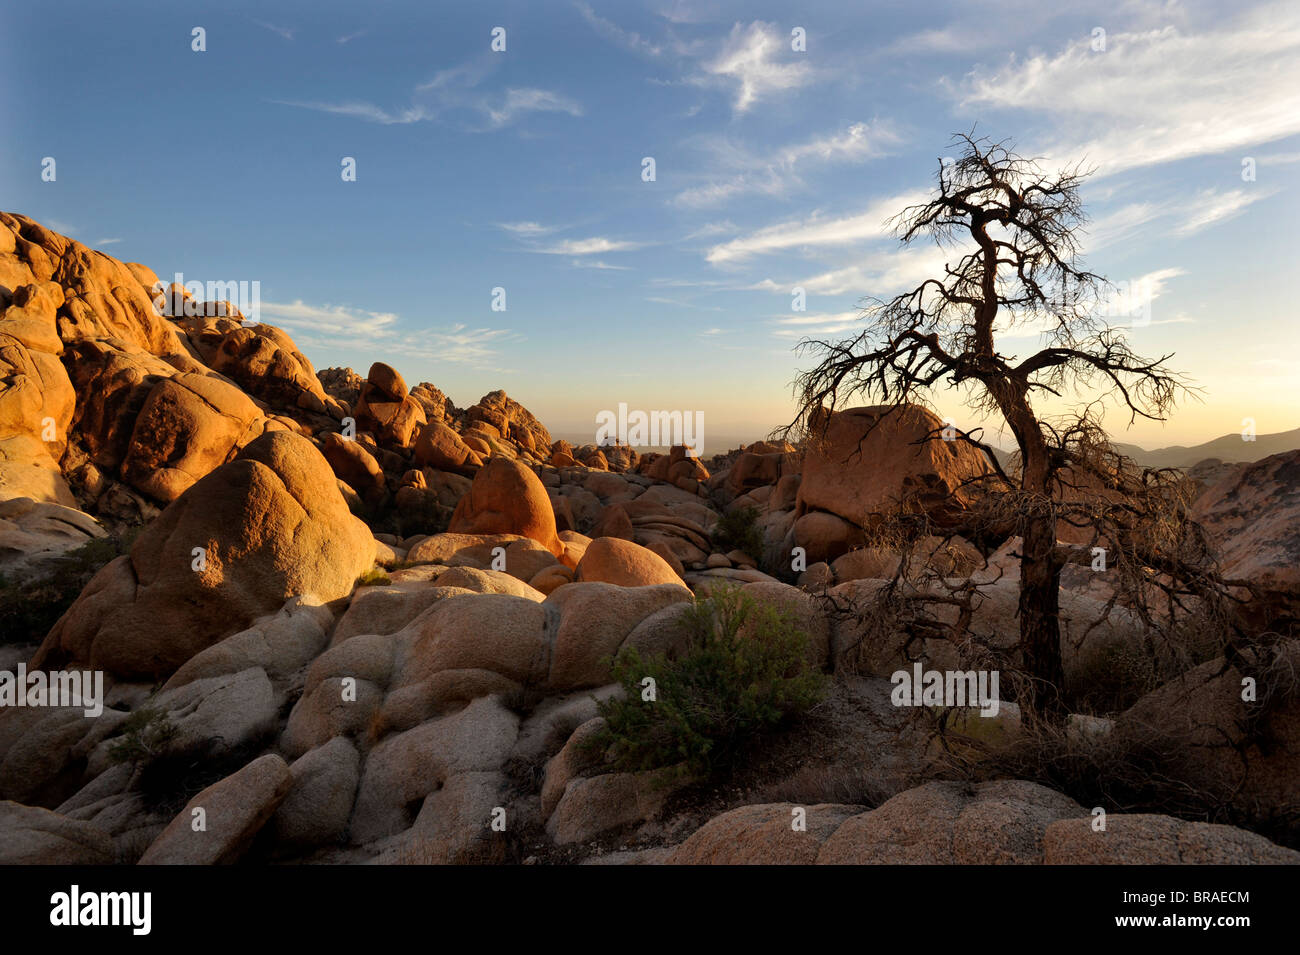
[{"xmin": 790, "ymin": 132, "xmax": 1192, "ymax": 720}]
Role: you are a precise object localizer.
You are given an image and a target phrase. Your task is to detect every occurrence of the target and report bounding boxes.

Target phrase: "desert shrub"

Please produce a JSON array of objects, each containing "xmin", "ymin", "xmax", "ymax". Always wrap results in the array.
[
  {"xmin": 135, "ymin": 737, "xmax": 275, "ymax": 819},
  {"xmin": 587, "ymin": 585, "xmax": 828, "ymax": 778},
  {"xmin": 934, "ymin": 671, "xmax": 1300, "ymax": 850},
  {"xmin": 107, "ymin": 706, "xmax": 178, "ymax": 765},
  {"xmin": 712, "ymin": 505, "xmax": 764, "ymax": 562},
  {"xmin": 354, "ymin": 568, "xmax": 392, "ymax": 588},
  {"xmin": 755, "ymin": 763, "xmax": 893, "ymax": 808},
  {"xmin": 0, "ymin": 529, "xmax": 139, "ymax": 645},
  {"xmin": 1065, "ymin": 637, "xmax": 1166, "ymax": 715},
  {"xmin": 1065, "ymin": 598, "xmax": 1231, "ymax": 715}
]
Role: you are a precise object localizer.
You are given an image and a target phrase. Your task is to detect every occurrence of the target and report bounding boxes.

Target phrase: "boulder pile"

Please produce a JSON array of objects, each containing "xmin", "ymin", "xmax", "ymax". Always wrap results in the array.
[{"xmin": 2, "ymin": 214, "xmax": 1296, "ymax": 868}]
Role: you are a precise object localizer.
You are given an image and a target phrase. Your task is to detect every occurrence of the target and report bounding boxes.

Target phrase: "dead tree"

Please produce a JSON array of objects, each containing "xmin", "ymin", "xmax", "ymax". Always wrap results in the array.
[{"xmin": 790, "ymin": 132, "xmax": 1192, "ymax": 720}]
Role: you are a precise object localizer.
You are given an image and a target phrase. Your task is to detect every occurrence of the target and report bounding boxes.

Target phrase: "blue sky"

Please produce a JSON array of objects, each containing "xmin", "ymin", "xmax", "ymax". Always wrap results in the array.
[{"xmin": 3, "ymin": 0, "xmax": 1298, "ymax": 451}]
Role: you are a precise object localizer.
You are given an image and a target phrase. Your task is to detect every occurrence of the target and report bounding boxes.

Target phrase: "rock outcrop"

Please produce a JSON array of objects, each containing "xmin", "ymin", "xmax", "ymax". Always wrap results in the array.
[
  {"xmin": 448, "ymin": 457, "xmax": 563, "ymax": 557},
  {"xmin": 796, "ymin": 404, "xmax": 994, "ymax": 530},
  {"xmin": 31, "ymin": 431, "xmax": 375, "ymax": 679},
  {"xmin": 4, "ymin": 212, "xmax": 1298, "ymax": 871},
  {"xmin": 1191, "ymin": 449, "xmax": 1300, "ymax": 628}
]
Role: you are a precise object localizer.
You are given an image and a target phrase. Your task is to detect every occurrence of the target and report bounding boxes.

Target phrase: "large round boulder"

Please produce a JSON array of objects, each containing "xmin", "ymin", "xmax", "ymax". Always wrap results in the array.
[
  {"xmin": 448, "ymin": 457, "xmax": 563, "ymax": 557},
  {"xmin": 576, "ymin": 537, "xmax": 682, "ymax": 587},
  {"xmin": 32, "ymin": 431, "xmax": 376, "ymax": 679},
  {"xmin": 796, "ymin": 404, "xmax": 994, "ymax": 529},
  {"xmin": 412, "ymin": 421, "xmax": 481, "ymax": 474},
  {"xmin": 120, "ymin": 372, "xmax": 267, "ymax": 502}
]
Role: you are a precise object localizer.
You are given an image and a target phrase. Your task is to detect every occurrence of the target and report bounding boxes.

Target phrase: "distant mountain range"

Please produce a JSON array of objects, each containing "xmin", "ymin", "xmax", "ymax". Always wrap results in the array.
[
  {"xmin": 1110, "ymin": 427, "xmax": 1300, "ymax": 468},
  {"xmin": 556, "ymin": 424, "xmax": 1300, "ymax": 470},
  {"xmin": 985, "ymin": 427, "xmax": 1300, "ymax": 470}
]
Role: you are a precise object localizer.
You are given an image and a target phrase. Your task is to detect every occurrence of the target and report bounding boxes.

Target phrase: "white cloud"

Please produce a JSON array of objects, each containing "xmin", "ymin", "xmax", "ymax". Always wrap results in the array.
[
  {"xmin": 498, "ymin": 221, "xmax": 555, "ymax": 237},
  {"xmin": 704, "ymin": 192, "xmax": 924, "ymax": 264},
  {"xmin": 682, "ymin": 220, "xmax": 737, "ymax": 240},
  {"xmin": 536, "ymin": 237, "xmax": 641, "ymax": 255},
  {"xmin": 273, "ymin": 99, "xmax": 429, "ymax": 125},
  {"xmin": 675, "ymin": 121, "xmax": 897, "ymax": 208},
  {"xmin": 95, "ymin": 237, "xmax": 123, "ymax": 246},
  {"xmin": 338, "ymin": 30, "xmax": 366, "ymax": 45},
  {"xmin": 958, "ymin": 4, "xmax": 1300, "ymax": 176},
  {"xmin": 1257, "ymin": 150, "xmax": 1300, "ymax": 165},
  {"xmin": 415, "ymin": 324, "xmax": 521, "ymax": 367},
  {"xmin": 890, "ymin": 27, "xmax": 973, "ymax": 54},
  {"xmin": 259, "ymin": 300, "xmax": 401, "ymax": 338},
  {"xmin": 700, "ymin": 22, "xmax": 812, "ymax": 114},
  {"xmin": 254, "ymin": 20, "xmax": 295, "ymax": 41},
  {"xmin": 483, "ymin": 88, "xmax": 583, "ymax": 128},
  {"xmin": 258, "ymin": 301, "xmax": 518, "ymax": 367},
  {"xmin": 276, "ymin": 57, "xmax": 581, "ymax": 130},
  {"xmin": 1091, "ymin": 267, "xmax": 1186, "ymax": 326},
  {"xmin": 574, "ymin": 259, "xmax": 632, "ymax": 270},
  {"xmin": 769, "ymin": 311, "xmax": 862, "ymax": 338},
  {"xmin": 1083, "ymin": 201, "xmax": 1168, "ymax": 250},
  {"xmin": 1173, "ymin": 188, "xmax": 1274, "ymax": 236},
  {"xmin": 752, "ymin": 244, "xmax": 960, "ymax": 299},
  {"xmin": 655, "ymin": 0, "xmax": 713, "ymax": 25},
  {"xmin": 1082, "ymin": 187, "xmax": 1273, "ymax": 250},
  {"xmin": 574, "ymin": 2, "xmax": 663, "ymax": 56}
]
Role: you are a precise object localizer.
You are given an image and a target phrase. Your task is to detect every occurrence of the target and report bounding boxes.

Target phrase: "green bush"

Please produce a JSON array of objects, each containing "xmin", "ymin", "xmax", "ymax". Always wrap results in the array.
[
  {"xmin": 587, "ymin": 585, "xmax": 827, "ymax": 778},
  {"xmin": 0, "ymin": 530, "xmax": 138, "ymax": 645},
  {"xmin": 354, "ymin": 567, "xmax": 392, "ymax": 588},
  {"xmin": 711, "ymin": 506, "xmax": 764, "ymax": 562},
  {"xmin": 107, "ymin": 706, "xmax": 178, "ymax": 765}
]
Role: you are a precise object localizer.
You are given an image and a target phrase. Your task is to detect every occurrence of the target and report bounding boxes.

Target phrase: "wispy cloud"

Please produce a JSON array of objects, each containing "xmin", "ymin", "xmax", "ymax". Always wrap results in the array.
[
  {"xmin": 1257, "ymin": 150, "xmax": 1300, "ymax": 166},
  {"xmin": 697, "ymin": 21, "xmax": 812, "ymax": 114},
  {"xmin": 275, "ymin": 56, "xmax": 581, "ymax": 131},
  {"xmin": 750, "ymin": 244, "xmax": 957, "ymax": 298},
  {"xmin": 534, "ymin": 237, "xmax": 641, "ymax": 256},
  {"xmin": 890, "ymin": 27, "xmax": 980, "ymax": 54},
  {"xmin": 254, "ymin": 20, "xmax": 295, "ymax": 41},
  {"xmin": 483, "ymin": 88, "xmax": 583, "ymax": 128},
  {"xmin": 260, "ymin": 300, "xmax": 400, "ymax": 338},
  {"xmin": 1173, "ymin": 188, "xmax": 1274, "ymax": 236},
  {"xmin": 574, "ymin": 1, "xmax": 663, "ymax": 56},
  {"xmin": 498, "ymin": 222, "xmax": 642, "ymax": 260},
  {"xmin": 1083, "ymin": 201, "xmax": 1169, "ymax": 250},
  {"xmin": 337, "ymin": 30, "xmax": 367, "ymax": 45},
  {"xmin": 682, "ymin": 220, "xmax": 737, "ymax": 240},
  {"xmin": 1084, "ymin": 187, "xmax": 1273, "ymax": 250},
  {"xmin": 258, "ymin": 300, "xmax": 519, "ymax": 368},
  {"xmin": 498, "ymin": 221, "xmax": 557, "ymax": 237},
  {"xmin": 675, "ymin": 121, "xmax": 898, "ymax": 207},
  {"xmin": 769, "ymin": 311, "xmax": 862, "ymax": 338},
  {"xmin": 1093, "ymin": 267, "xmax": 1187, "ymax": 325},
  {"xmin": 272, "ymin": 100, "xmax": 429, "ymax": 125},
  {"xmin": 705, "ymin": 192, "xmax": 923, "ymax": 265},
  {"xmin": 95, "ymin": 237, "xmax": 122, "ymax": 246},
  {"xmin": 958, "ymin": 4, "xmax": 1300, "ymax": 176},
  {"xmin": 573, "ymin": 259, "xmax": 632, "ymax": 270}
]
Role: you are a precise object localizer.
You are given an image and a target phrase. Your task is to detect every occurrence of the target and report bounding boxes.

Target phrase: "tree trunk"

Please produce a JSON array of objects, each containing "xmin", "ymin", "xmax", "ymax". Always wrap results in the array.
[
  {"xmin": 1006, "ymin": 406, "xmax": 1068, "ymax": 723},
  {"xmin": 1017, "ymin": 508, "xmax": 1067, "ymax": 721}
]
